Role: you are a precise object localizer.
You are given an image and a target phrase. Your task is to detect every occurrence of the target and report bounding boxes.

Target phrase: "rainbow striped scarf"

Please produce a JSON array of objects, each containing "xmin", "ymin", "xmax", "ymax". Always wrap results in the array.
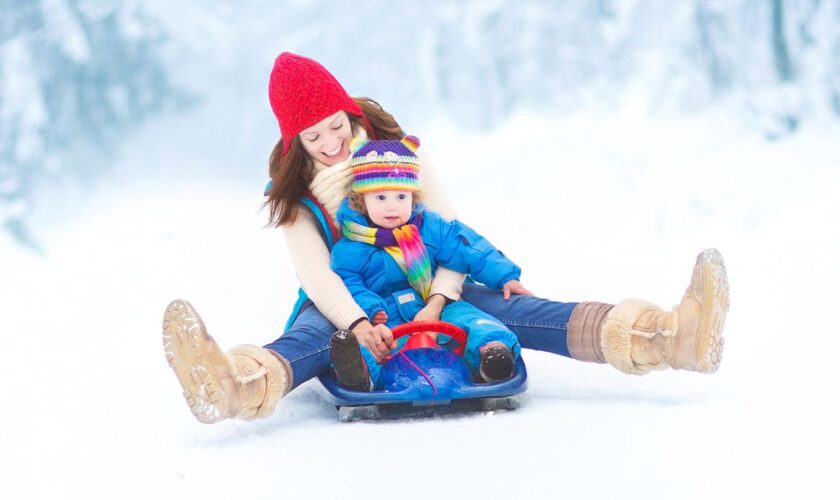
[{"xmin": 343, "ymin": 214, "xmax": 432, "ymax": 301}]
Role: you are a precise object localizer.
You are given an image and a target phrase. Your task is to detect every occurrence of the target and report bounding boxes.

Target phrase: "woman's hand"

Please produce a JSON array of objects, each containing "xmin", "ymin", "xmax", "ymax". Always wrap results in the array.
[
  {"xmin": 351, "ymin": 320, "xmax": 396, "ymax": 363},
  {"xmin": 502, "ymin": 279, "xmax": 534, "ymax": 300},
  {"xmin": 413, "ymin": 294, "xmax": 446, "ymax": 322}
]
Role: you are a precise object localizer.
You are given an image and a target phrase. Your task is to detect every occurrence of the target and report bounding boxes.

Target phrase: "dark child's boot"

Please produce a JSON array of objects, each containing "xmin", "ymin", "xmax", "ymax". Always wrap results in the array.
[
  {"xmin": 330, "ymin": 330, "xmax": 372, "ymax": 391},
  {"xmin": 479, "ymin": 342, "xmax": 516, "ymax": 383}
]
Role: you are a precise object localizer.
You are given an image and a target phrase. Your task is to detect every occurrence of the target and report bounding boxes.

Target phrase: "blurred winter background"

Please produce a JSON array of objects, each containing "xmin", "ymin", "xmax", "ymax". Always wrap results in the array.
[
  {"xmin": 3, "ymin": 0, "xmax": 839, "ymax": 244},
  {"xmin": 2, "ymin": 1, "xmax": 839, "ymax": 499}
]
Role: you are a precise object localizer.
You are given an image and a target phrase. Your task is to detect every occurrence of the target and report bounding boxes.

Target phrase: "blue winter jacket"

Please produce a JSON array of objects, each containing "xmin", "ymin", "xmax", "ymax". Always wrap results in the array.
[{"xmin": 331, "ymin": 198, "xmax": 521, "ymax": 325}]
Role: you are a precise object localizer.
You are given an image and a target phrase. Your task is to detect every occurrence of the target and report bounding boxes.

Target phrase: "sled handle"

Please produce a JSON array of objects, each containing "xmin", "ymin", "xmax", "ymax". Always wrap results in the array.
[{"xmin": 391, "ymin": 321, "xmax": 468, "ymax": 357}]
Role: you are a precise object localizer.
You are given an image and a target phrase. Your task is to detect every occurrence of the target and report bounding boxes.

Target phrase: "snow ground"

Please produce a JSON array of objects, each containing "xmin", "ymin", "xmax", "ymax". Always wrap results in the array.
[{"xmin": 2, "ymin": 108, "xmax": 839, "ymax": 499}]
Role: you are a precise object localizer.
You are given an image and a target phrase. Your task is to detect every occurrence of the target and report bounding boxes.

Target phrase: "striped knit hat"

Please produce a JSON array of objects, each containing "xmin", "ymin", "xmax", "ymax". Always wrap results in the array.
[{"xmin": 350, "ymin": 136, "xmax": 422, "ymax": 193}]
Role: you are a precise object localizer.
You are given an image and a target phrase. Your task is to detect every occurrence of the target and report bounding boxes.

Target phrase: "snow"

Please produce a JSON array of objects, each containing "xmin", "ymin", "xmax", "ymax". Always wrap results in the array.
[{"xmin": 2, "ymin": 101, "xmax": 839, "ymax": 499}]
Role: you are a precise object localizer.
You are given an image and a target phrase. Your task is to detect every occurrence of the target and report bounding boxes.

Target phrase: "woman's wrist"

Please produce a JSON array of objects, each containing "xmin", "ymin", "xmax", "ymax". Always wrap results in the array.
[
  {"xmin": 348, "ymin": 317, "xmax": 368, "ymax": 331},
  {"xmin": 426, "ymin": 294, "xmax": 448, "ymax": 311},
  {"xmin": 428, "ymin": 293, "xmax": 451, "ymax": 307},
  {"xmin": 351, "ymin": 319, "xmax": 373, "ymax": 335}
]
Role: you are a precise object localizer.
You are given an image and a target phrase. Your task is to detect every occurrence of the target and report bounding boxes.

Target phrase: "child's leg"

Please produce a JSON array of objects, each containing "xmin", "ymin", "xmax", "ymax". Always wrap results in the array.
[
  {"xmin": 440, "ymin": 302, "xmax": 521, "ymax": 374},
  {"xmin": 358, "ymin": 345, "xmax": 383, "ymax": 388}
]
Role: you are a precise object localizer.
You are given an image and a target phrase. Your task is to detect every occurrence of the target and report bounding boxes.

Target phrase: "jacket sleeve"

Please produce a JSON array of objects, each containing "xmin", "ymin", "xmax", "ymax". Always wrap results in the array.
[
  {"xmin": 330, "ymin": 242, "xmax": 387, "ymax": 320},
  {"xmin": 281, "ymin": 212, "xmax": 367, "ymax": 329},
  {"xmin": 416, "ymin": 150, "xmax": 465, "ymax": 301},
  {"xmin": 427, "ymin": 212, "xmax": 521, "ymax": 290}
]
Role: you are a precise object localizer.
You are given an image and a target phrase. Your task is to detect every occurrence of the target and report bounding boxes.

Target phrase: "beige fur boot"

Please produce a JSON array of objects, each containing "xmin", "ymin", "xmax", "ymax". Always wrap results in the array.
[
  {"xmin": 162, "ymin": 299, "xmax": 292, "ymax": 424},
  {"xmin": 600, "ymin": 248, "xmax": 730, "ymax": 374}
]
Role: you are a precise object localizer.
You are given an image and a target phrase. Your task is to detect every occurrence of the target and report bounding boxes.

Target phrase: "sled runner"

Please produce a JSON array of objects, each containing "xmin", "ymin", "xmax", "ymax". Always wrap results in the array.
[{"xmin": 317, "ymin": 320, "xmax": 528, "ymax": 422}]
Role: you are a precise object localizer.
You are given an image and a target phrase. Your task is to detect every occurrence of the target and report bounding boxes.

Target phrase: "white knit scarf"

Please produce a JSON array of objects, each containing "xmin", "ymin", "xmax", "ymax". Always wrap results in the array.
[{"xmin": 308, "ymin": 128, "xmax": 369, "ymax": 226}]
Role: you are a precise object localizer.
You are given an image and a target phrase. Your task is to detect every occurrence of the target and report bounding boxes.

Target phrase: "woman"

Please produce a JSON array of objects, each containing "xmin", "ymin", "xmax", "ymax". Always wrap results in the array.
[{"xmin": 162, "ymin": 52, "xmax": 729, "ymax": 424}]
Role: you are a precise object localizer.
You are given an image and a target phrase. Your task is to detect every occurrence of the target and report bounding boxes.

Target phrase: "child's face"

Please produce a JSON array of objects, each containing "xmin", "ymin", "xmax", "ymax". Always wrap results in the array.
[
  {"xmin": 299, "ymin": 111, "xmax": 353, "ymax": 166},
  {"xmin": 363, "ymin": 191, "xmax": 413, "ymax": 229}
]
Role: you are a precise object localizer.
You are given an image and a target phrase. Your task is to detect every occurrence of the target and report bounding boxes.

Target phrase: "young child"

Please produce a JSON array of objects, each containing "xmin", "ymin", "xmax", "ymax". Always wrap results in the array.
[{"xmin": 329, "ymin": 135, "xmax": 530, "ymax": 391}]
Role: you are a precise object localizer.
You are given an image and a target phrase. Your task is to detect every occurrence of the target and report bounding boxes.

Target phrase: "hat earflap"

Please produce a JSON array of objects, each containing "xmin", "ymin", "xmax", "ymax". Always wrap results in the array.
[
  {"xmin": 349, "ymin": 137, "xmax": 369, "ymax": 154},
  {"xmin": 400, "ymin": 135, "xmax": 420, "ymax": 153}
]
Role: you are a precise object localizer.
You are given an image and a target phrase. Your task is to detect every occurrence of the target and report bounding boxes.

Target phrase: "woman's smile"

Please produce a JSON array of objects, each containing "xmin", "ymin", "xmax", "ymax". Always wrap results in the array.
[
  {"xmin": 298, "ymin": 110, "xmax": 353, "ymax": 165},
  {"xmin": 323, "ymin": 141, "xmax": 343, "ymax": 158}
]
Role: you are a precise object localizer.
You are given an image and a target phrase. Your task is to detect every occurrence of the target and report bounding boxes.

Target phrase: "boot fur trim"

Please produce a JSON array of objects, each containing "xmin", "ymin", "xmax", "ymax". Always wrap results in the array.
[
  {"xmin": 600, "ymin": 299, "xmax": 665, "ymax": 375},
  {"xmin": 227, "ymin": 345, "xmax": 291, "ymax": 420}
]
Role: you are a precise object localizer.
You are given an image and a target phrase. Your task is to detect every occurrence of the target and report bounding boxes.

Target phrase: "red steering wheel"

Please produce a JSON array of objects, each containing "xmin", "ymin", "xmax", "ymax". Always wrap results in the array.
[{"xmin": 390, "ymin": 321, "xmax": 468, "ymax": 357}]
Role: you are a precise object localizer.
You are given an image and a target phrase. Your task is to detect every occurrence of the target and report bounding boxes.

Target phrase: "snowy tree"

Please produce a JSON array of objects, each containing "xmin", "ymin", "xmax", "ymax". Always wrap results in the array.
[
  {"xmin": 3, "ymin": 0, "xmax": 839, "ymax": 246},
  {"xmin": 0, "ymin": 0, "xmax": 181, "ymax": 246},
  {"xmin": 306, "ymin": 0, "xmax": 840, "ymax": 134}
]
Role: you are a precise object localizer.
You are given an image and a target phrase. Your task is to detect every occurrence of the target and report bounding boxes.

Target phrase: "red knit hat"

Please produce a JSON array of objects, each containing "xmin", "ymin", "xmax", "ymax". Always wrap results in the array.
[{"xmin": 268, "ymin": 52, "xmax": 367, "ymax": 156}]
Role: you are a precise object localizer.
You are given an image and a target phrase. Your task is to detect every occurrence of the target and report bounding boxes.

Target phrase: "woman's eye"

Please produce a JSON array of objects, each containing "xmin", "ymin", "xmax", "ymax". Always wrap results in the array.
[
  {"xmin": 398, "ymin": 194, "xmax": 407, "ymax": 200},
  {"xmin": 376, "ymin": 195, "xmax": 386, "ymax": 201},
  {"xmin": 307, "ymin": 135, "xmax": 319, "ymax": 142}
]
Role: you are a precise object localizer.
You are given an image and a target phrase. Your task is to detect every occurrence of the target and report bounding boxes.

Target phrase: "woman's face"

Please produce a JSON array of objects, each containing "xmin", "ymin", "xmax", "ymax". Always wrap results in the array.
[
  {"xmin": 299, "ymin": 111, "xmax": 353, "ymax": 166},
  {"xmin": 363, "ymin": 191, "xmax": 413, "ymax": 229}
]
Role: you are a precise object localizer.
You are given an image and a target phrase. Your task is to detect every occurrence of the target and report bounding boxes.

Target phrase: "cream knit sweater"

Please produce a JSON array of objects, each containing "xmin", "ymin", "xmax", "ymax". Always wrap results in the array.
[{"xmin": 281, "ymin": 134, "xmax": 464, "ymax": 330}]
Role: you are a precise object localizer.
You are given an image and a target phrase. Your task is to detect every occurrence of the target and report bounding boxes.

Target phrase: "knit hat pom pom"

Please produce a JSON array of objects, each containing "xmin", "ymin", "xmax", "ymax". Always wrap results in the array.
[
  {"xmin": 400, "ymin": 135, "xmax": 420, "ymax": 152},
  {"xmin": 349, "ymin": 136, "xmax": 368, "ymax": 154}
]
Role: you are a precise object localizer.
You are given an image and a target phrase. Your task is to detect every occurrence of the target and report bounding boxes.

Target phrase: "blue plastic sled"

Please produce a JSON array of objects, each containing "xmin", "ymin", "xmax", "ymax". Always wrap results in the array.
[{"xmin": 317, "ymin": 321, "xmax": 528, "ymax": 422}]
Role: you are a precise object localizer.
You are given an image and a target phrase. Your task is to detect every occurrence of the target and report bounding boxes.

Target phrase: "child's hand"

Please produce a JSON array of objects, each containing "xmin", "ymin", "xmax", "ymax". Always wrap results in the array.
[
  {"xmin": 372, "ymin": 310, "xmax": 388, "ymax": 325},
  {"xmin": 502, "ymin": 279, "xmax": 533, "ymax": 300}
]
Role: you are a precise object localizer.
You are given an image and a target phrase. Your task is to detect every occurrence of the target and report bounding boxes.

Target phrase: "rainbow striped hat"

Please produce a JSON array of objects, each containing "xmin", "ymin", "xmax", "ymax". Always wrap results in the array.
[{"xmin": 350, "ymin": 136, "xmax": 421, "ymax": 193}]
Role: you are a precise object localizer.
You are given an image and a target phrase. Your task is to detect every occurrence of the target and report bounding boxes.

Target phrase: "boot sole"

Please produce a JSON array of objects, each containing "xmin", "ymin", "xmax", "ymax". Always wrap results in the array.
[
  {"xmin": 691, "ymin": 248, "xmax": 730, "ymax": 373},
  {"xmin": 162, "ymin": 300, "xmax": 230, "ymax": 424},
  {"xmin": 330, "ymin": 331, "xmax": 371, "ymax": 392},
  {"xmin": 479, "ymin": 344, "xmax": 515, "ymax": 383}
]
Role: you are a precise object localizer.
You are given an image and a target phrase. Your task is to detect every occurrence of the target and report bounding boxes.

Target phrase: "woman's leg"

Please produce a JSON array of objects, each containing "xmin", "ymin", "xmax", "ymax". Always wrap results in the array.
[
  {"xmin": 459, "ymin": 285, "xmax": 613, "ymax": 367},
  {"xmin": 460, "ymin": 248, "xmax": 730, "ymax": 375},
  {"xmin": 262, "ymin": 300, "xmax": 337, "ymax": 391},
  {"xmin": 163, "ymin": 299, "xmax": 340, "ymax": 424},
  {"xmin": 597, "ymin": 249, "xmax": 729, "ymax": 374},
  {"xmin": 163, "ymin": 300, "xmax": 292, "ymax": 424},
  {"xmin": 460, "ymin": 283, "xmax": 578, "ymax": 358}
]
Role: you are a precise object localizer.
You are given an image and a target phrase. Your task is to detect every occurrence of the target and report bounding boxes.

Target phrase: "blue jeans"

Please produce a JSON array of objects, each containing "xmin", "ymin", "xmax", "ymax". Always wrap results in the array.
[
  {"xmin": 263, "ymin": 300, "xmax": 334, "ymax": 390},
  {"xmin": 460, "ymin": 284, "xmax": 576, "ymax": 358},
  {"xmin": 264, "ymin": 283, "xmax": 578, "ymax": 391}
]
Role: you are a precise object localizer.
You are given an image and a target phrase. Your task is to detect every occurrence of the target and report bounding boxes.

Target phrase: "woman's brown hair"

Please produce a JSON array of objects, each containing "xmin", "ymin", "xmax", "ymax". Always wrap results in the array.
[{"xmin": 264, "ymin": 97, "xmax": 405, "ymax": 227}]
